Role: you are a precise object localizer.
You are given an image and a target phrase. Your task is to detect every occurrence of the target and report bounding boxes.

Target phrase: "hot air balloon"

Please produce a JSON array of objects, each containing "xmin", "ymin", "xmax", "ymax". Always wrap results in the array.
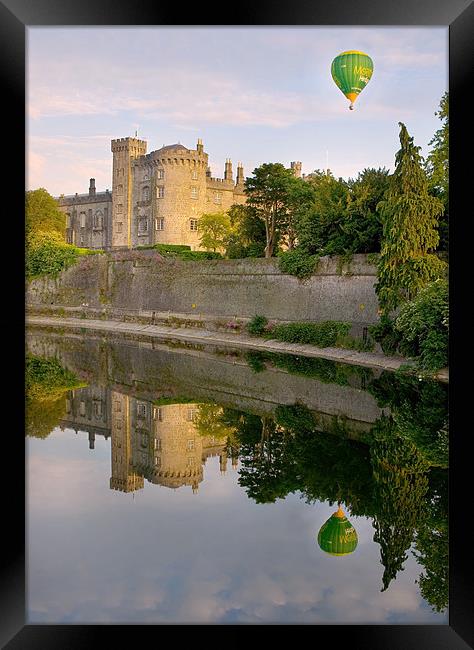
[
  {"xmin": 331, "ymin": 51, "xmax": 374, "ymax": 110},
  {"xmin": 317, "ymin": 504, "xmax": 358, "ymax": 556}
]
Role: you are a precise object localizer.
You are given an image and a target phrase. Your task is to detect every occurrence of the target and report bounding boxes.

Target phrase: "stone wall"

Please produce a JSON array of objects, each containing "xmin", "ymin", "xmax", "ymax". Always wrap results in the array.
[
  {"xmin": 26, "ymin": 329, "xmax": 385, "ymax": 436},
  {"xmin": 26, "ymin": 251, "xmax": 380, "ymax": 330}
]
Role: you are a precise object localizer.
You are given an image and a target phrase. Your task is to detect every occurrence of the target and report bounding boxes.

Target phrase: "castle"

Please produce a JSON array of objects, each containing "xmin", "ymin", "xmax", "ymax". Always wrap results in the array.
[
  {"xmin": 56, "ymin": 136, "xmax": 303, "ymax": 251},
  {"xmin": 60, "ymin": 386, "xmax": 236, "ymax": 494}
]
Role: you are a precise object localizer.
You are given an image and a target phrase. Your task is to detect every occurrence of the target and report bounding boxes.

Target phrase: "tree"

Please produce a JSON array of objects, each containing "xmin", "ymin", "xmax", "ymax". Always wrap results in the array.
[
  {"xmin": 226, "ymin": 204, "xmax": 266, "ymax": 258},
  {"xmin": 370, "ymin": 417, "xmax": 430, "ymax": 592},
  {"xmin": 294, "ymin": 170, "xmax": 350, "ymax": 256},
  {"xmin": 375, "ymin": 123, "xmax": 446, "ymax": 314},
  {"xmin": 425, "ymin": 93, "xmax": 449, "ymax": 252},
  {"xmin": 344, "ymin": 167, "xmax": 391, "ymax": 253},
  {"xmin": 26, "ymin": 188, "xmax": 66, "ymax": 238},
  {"xmin": 244, "ymin": 163, "xmax": 297, "ymax": 258},
  {"xmin": 198, "ymin": 211, "xmax": 232, "ymax": 253}
]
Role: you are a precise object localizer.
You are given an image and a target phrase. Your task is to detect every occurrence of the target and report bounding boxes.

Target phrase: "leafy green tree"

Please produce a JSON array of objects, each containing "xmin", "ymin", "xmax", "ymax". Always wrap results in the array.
[
  {"xmin": 425, "ymin": 93, "xmax": 449, "ymax": 251},
  {"xmin": 26, "ymin": 188, "xmax": 66, "ymax": 238},
  {"xmin": 244, "ymin": 163, "xmax": 297, "ymax": 258},
  {"xmin": 198, "ymin": 211, "xmax": 232, "ymax": 253},
  {"xmin": 344, "ymin": 167, "xmax": 391, "ymax": 253},
  {"xmin": 375, "ymin": 123, "xmax": 446, "ymax": 314},
  {"xmin": 294, "ymin": 170, "xmax": 350, "ymax": 256},
  {"xmin": 226, "ymin": 204, "xmax": 266, "ymax": 258}
]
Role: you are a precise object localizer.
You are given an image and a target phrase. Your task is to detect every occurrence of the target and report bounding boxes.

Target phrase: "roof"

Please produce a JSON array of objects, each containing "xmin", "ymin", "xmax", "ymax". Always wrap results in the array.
[{"xmin": 156, "ymin": 143, "xmax": 190, "ymax": 153}]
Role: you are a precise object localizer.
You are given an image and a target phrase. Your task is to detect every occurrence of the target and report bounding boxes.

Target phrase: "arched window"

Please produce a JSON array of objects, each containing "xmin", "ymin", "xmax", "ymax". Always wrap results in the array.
[{"xmin": 143, "ymin": 186, "xmax": 150, "ymax": 201}]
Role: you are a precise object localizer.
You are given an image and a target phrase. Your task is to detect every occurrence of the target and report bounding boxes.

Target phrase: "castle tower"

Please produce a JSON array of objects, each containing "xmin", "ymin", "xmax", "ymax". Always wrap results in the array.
[
  {"xmin": 290, "ymin": 161, "xmax": 302, "ymax": 178},
  {"xmin": 111, "ymin": 137, "xmax": 147, "ymax": 249},
  {"xmin": 109, "ymin": 391, "xmax": 144, "ymax": 493},
  {"xmin": 224, "ymin": 159, "xmax": 233, "ymax": 181}
]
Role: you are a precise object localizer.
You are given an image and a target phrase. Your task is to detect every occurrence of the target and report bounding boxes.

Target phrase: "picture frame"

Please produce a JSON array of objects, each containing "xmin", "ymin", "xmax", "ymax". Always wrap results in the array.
[{"xmin": 2, "ymin": 0, "xmax": 472, "ymax": 645}]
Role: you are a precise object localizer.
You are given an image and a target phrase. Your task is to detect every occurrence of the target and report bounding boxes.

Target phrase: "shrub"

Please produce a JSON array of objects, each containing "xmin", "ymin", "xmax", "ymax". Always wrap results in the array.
[
  {"xmin": 278, "ymin": 248, "xmax": 320, "ymax": 279},
  {"xmin": 268, "ymin": 321, "xmax": 351, "ymax": 348},
  {"xmin": 394, "ymin": 278, "xmax": 448, "ymax": 371},
  {"xmin": 247, "ymin": 315, "xmax": 269, "ymax": 336},
  {"xmin": 26, "ymin": 232, "xmax": 79, "ymax": 280},
  {"xmin": 369, "ymin": 314, "xmax": 403, "ymax": 355}
]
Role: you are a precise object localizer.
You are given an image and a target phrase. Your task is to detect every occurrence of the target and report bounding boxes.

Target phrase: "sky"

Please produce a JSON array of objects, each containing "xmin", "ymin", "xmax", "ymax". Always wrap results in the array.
[{"xmin": 27, "ymin": 27, "xmax": 448, "ymax": 196}]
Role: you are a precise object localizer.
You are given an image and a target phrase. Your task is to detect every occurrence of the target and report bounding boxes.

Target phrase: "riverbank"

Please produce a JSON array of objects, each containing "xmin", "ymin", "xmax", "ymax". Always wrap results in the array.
[{"xmin": 26, "ymin": 314, "xmax": 448, "ymax": 382}]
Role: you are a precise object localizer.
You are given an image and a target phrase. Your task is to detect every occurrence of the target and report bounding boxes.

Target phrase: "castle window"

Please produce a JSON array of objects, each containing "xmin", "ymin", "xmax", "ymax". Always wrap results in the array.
[
  {"xmin": 141, "ymin": 432, "xmax": 149, "ymax": 448},
  {"xmin": 142, "ymin": 186, "xmax": 150, "ymax": 201},
  {"xmin": 154, "ymin": 455, "xmax": 161, "ymax": 467},
  {"xmin": 153, "ymin": 407, "xmax": 163, "ymax": 421},
  {"xmin": 157, "ymin": 169, "xmax": 164, "ymax": 180},
  {"xmin": 117, "ymin": 184, "xmax": 123, "ymax": 194},
  {"xmin": 155, "ymin": 217, "xmax": 164, "ymax": 231},
  {"xmin": 138, "ymin": 218, "xmax": 148, "ymax": 234},
  {"xmin": 214, "ymin": 192, "xmax": 222, "ymax": 205},
  {"xmin": 156, "ymin": 186, "xmax": 165, "ymax": 199},
  {"xmin": 93, "ymin": 211, "xmax": 103, "ymax": 230},
  {"xmin": 187, "ymin": 457, "xmax": 196, "ymax": 467},
  {"xmin": 154, "ymin": 438, "xmax": 162, "ymax": 451},
  {"xmin": 116, "ymin": 222, "xmax": 123, "ymax": 233},
  {"xmin": 80, "ymin": 401, "xmax": 86, "ymax": 416},
  {"xmin": 191, "ymin": 170, "xmax": 198, "ymax": 180},
  {"xmin": 116, "ymin": 204, "xmax": 123, "ymax": 213},
  {"xmin": 187, "ymin": 439, "xmax": 195, "ymax": 450},
  {"xmin": 80, "ymin": 213, "xmax": 86, "ymax": 228},
  {"xmin": 190, "ymin": 219, "xmax": 199, "ymax": 232},
  {"xmin": 187, "ymin": 408, "xmax": 198, "ymax": 421},
  {"xmin": 93, "ymin": 400, "xmax": 102, "ymax": 417},
  {"xmin": 80, "ymin": 233, "xmax": 85, "ymax": 246},
  {"xmin": 137, "ymin": 402, "xmax": 147, "ymax": 418},
  {"xmin": 190, "ymin": 186, "xmax": 198, "ymax": 199},
  {"xmin": 66, "ymin": 213, "xmax": 71, "ymax": 228}
]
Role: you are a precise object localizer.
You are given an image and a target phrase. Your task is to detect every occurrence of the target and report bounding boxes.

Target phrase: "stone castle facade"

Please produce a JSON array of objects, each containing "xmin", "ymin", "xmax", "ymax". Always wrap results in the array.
[
  {"xmin": 57, "ymin": 137, "xmax": 249, "ymax": 251},
  {"xmin": 56, "ymin": 136, "xmax": 303, "ymax": 251},
  {"xmin": 60, "ymin": 386, "xmax": 236, "ymax": 494}
]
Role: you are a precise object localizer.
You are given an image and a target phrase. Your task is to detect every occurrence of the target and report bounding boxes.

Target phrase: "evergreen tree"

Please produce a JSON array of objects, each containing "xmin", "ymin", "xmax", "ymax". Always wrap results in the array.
[
  {"xmin": 375, "ymin": 123, "xmax": 446, "ymax": 314},
  {"xmin": 425, "ymin": 93, "xmax": 449, "ymax": 251}
]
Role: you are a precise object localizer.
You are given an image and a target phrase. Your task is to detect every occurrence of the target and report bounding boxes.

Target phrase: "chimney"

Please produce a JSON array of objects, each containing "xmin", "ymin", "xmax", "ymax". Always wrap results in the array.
[
  {"xmin": 197, "ymin": 138, "xmax": 204, "ymax": 154},
  {"xmin": 224, "ymin": 159, "xmax": 233, "ymax": 181},
  {"xmin": 236, "ymin": 162, "xmax": 244, "ymax": 185},
  {"xmin": 89, "ymin": 178, "xmax": 96, "ymax": 196}
]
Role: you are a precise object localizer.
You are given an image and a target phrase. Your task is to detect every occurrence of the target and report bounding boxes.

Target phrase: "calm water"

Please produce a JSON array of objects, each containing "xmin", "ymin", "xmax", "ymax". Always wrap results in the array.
[{"xmin": 26, "ymin": 329, "xmax": 448, "ymax": 624}]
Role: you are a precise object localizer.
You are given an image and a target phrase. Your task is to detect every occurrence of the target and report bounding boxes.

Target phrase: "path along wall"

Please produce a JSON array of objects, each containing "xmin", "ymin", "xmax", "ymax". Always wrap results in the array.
[{"xmin": 26, "ymin": 251, "xmax": 380, "ymax": 327}]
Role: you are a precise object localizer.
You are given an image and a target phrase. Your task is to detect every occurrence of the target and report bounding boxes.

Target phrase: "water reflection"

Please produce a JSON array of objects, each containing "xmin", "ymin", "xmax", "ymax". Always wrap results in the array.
[{"xmin": 25, "ymin": 331, "xmax": 448, "ymax": 622}]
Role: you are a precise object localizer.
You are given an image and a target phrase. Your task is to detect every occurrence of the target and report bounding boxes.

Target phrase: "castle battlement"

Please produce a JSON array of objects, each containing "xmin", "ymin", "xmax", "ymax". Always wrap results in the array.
[{"xmin": 206, "ymin": 177, "xmax": 234, "ymax": 188}]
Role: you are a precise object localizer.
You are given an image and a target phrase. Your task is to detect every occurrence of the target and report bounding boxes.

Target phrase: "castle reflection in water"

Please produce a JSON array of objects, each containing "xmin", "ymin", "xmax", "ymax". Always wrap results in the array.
[{"xmin": 60, "ymin": 386, "xmax": 235, "ymax": 494}]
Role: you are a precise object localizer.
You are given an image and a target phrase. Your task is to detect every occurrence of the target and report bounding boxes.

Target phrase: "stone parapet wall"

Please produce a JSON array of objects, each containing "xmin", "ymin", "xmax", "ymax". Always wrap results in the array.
[{"xmin": 26, "ymin": 251, "xmax": 380, "ymax": 328}]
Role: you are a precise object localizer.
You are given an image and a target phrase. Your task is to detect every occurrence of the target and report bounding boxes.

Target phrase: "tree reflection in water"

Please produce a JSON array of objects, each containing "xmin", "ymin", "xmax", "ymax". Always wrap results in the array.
[{"xmin": 25, "ymin": 352, "xmax": 448, "ymax": 613}]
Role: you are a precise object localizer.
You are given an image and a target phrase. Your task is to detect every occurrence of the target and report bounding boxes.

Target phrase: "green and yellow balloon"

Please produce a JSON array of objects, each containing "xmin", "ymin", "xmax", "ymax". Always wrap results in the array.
[
  {"xmin": 317, "ymin": 504, "xmax": 358, "ymax": 556},
  {"xmin": 331, "ymin": 50, "xmax": 374, "ymax": 110}
]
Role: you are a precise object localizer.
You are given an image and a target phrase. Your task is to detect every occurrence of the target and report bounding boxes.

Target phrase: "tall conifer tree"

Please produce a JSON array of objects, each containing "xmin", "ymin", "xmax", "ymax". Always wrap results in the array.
[{"xmin": 376, "ymin": 123, "xmax": 446, "ymax": 313}]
